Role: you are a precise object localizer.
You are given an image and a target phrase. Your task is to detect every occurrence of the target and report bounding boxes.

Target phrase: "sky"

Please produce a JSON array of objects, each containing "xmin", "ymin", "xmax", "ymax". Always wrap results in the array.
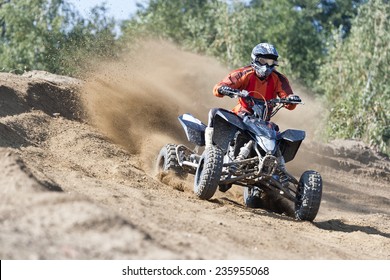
[{"xmin": 67, "ymin": 0, "xmax": 141, "ymax": 21}]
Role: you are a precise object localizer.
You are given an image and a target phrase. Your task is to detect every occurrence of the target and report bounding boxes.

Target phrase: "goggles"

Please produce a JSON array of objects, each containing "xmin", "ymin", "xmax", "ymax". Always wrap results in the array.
[{"xmin": 255, "ymin": 57, "xmax": 278, "ymax": 67}]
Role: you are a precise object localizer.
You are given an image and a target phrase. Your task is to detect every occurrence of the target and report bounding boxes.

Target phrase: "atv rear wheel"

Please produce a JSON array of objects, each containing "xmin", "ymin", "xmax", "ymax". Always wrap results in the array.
[
  {"xmin": 294, "ymin": 170, "xmax": 322, "ymax": 221},
  {"xmin": 194, "ymin": 145, "xmax": 223, "ymax": 200},
  {"xmin": 156, "ymin": 144, "xmax": 185, "ymax": 177},
  {"xmin": 244, "ymin": 187, "xmax": 263, "ymax": 208}
]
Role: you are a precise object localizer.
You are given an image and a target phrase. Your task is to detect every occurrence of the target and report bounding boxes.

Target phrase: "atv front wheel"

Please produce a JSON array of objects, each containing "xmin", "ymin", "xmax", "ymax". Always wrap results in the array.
[
  {"xmin": 194, "ymin": 145, "xmax": 223, "ymax": 200},
  {"xmin": 156, "ymin": 144, "xmax": 185, "ymax": 177},
  {"xmin": 294, "ymin": 170, "xmax": 322, "ymax": 221}
]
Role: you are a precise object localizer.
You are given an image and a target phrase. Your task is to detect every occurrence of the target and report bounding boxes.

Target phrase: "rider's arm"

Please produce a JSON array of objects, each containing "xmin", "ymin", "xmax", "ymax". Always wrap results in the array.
[
  {"xmin": 213, "ymin": 67, "xmax": 250, "ymax": 98},
  {"xmin": 273, "ymin": 71, "xmax": 297, "ymax": 110}
]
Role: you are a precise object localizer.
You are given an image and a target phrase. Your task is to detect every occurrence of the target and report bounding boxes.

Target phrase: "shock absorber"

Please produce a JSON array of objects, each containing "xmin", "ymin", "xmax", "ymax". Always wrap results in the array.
[
  {"xmin": 237, "ymin": 140, "xmax": 254, "ymax": 161},
  {"xmin": 230, "ymin": 140, "xmax": 254, "ymax": 174}
]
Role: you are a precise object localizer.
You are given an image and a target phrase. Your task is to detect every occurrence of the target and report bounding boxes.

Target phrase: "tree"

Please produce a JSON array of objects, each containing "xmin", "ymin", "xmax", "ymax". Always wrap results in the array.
[
  {"xmin": 0, "ymin": 0, "xmax": 64, "ymax": 72},
  {"xmin": 0, "ymin": 0, "xmax": 118, "ymax": 76},
  {"xmin": 288, "ymin": 0, "xmax": 368, "ymax": 36},
  {"xmin": 121, "ymin": 0, "xmax": 324, "ymax": 86},
  {"xmin": 317, "ymin": 0, "xmax": 390, "ymax": 154},
  {"xmin": 47, "ymin": 4, "xmax": 119, "ymax": 76}
]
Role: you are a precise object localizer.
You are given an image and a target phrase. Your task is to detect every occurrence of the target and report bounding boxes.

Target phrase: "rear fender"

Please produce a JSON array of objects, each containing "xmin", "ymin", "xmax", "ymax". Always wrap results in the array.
[
  {"xmin": 213, "ymin": 109, "xmax": 245, "ymax": 151},
  {"xmin": 178, "ymin": 114, "xmax": 207, "ymax": 146}
]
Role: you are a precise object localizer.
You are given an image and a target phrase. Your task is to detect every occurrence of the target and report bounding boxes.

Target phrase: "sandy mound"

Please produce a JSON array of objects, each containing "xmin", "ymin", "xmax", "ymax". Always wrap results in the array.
[{"xmin": 0, "ymin": 41, "xmax": 389, "ymax": 259}]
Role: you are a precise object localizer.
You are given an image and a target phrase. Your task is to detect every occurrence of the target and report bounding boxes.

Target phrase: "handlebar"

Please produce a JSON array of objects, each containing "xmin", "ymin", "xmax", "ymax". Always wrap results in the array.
[
  {"xmin": 235, "ymin": 90, "xmax": 249, "ymax": 98},
  {"xmin": 219, "ymin": 86, "xmax": 304, "ymax": 105},
  {"xmin": 269, "ymin": 98, "xmax": 305, "ymax": 105},
  {"xmin": 236, "ymin": 92, "xmax": 304, "ymax": 105}
]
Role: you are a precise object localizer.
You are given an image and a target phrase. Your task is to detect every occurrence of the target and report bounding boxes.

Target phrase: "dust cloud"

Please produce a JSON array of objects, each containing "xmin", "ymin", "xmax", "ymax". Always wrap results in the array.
[
  {"xmin": 82, "ymin": 40, "xmax": 229, "ymax": 171},
  {"xmin": 81, "ymin": 40, "xmax": 323, "ymax": 173}
]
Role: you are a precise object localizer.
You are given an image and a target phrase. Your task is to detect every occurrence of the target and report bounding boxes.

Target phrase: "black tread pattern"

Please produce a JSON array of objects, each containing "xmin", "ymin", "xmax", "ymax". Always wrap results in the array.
[
  {"xmin": 156, "ymin": 144, "xmax": 184, "ymax": 176},
  {"xmin": 194, "ymin": 146, "xmax": 224, "ymax": 200},
  {"xmin": 295, "ymin": 170, "xmax": 323, "ymax": 221}
]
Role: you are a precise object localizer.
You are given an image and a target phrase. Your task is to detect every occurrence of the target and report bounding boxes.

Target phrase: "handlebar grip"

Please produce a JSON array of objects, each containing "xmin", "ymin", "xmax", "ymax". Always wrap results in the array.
[{"xmin": 218, "ymin": 86, "xmax": 240, "ymax": 98}]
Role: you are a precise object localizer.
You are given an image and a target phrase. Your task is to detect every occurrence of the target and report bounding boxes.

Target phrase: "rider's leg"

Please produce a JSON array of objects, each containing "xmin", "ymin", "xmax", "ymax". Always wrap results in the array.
[
  {"xmin": 205, "ymin": 127, "xmax": 213, "ymax": 147},
  {"xmin": 205, "ymin": 108, "xmax": 218, "ymax": 147}
]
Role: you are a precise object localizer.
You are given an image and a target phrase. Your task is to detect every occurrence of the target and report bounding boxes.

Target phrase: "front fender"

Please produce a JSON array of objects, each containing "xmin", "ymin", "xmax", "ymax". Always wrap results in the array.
[
  {"xmin": 213, "ymin": 109, "xmax": 244, "ymax": 151},
  {"xmin": 278, "ymin": 129, "xmax": 305, "ymax": 162}
]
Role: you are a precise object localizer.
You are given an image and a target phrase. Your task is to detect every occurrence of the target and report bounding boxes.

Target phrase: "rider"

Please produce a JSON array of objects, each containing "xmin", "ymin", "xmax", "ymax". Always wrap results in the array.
[
  {"xmin": 206, "ymin": 43, "xmax": 301, "ymax": 192},
  {"xmin": 205, "ymin": 42, "xmax": 301, "ymax": 148}
]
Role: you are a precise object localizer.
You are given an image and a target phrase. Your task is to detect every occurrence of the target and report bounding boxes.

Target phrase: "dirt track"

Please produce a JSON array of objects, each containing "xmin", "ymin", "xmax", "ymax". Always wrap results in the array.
[{"xmin": 1, "ymin": 42, "xmax": 389, "ymax": 259}]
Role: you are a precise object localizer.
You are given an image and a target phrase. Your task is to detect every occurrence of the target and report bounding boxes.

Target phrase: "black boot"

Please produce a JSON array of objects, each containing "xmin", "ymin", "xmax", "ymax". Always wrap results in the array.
[{"xmin": 219, "ymin": 184, "xmax": 232, "ymax": 192}]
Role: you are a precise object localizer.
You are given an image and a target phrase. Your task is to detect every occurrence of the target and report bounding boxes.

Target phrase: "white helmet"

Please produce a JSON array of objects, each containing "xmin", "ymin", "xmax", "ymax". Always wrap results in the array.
[{"xmin": 251, "ymin": 43, "xmax": 279, "ymax": 79}]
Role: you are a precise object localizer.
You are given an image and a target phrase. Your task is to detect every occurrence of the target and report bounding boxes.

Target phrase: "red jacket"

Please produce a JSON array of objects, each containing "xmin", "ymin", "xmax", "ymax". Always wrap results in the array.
[{"xmin": 213, "ymin": 66, "xmax": 296, "ymax": 114}]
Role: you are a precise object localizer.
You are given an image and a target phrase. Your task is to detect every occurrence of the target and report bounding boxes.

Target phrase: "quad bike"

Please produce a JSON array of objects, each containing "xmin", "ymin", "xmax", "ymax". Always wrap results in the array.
[{"xmin": 156, "ymin": 91, "xmax": 322, "ymax": 221}]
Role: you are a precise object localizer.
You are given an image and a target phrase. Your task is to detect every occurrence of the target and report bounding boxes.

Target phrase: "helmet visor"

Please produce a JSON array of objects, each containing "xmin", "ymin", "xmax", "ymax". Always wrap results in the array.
[{"xmin": 256, "ymin": 57, "xmax": 278, "ymax": 67}]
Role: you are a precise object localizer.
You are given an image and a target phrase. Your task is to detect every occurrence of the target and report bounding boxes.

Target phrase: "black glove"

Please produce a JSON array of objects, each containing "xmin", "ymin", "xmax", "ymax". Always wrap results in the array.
[
  {"xmin": 287, "ymin": 95, "xmax": 301, "ymax": 103},
  {"xmin": 218, "ymin": 86, "xmax": 240, "ymax": 98}
]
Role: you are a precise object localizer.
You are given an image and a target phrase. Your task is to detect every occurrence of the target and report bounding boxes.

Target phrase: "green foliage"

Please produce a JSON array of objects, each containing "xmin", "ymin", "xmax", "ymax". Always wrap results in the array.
[
  {"xmin": 289, "ymin": 0, "xmax": 367, "ymax": 36},
  {"xmin": 0, "ymin": 0, "xmax": 62, "ymax": 73},
  {"xmin": 122, "ymin": 0, "xmax": 368, "ymax": 87},
  {"xmin": 48, "ymin": 5, "xmax": 119, "ymax": 77},
  {"xmin": 121, "ymin": 0, "xmax": 342, "ymax": 88},
  {"xmin": 316, "ymin": 0, "xmax": 390, "ymax": 154},
  {"xmin": 0, "ymin": 0, "xmax": 118, "ymax": 76}
]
